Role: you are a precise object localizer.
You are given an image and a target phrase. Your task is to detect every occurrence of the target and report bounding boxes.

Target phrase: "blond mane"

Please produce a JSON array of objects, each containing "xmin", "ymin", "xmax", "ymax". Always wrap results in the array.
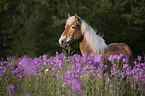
[{"xmin": 66, "ymin": 16, "xmax": 107, "ymax": 54}]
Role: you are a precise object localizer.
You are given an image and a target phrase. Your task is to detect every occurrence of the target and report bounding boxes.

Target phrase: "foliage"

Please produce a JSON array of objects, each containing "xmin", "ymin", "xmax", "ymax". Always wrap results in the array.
[
  {"xmin": 0, "ymin": 0, "xmax": 145, "ymax": 58},
  {"xmin": 0, "ymin": 50, "xmax": 145, "ymax": 96}
]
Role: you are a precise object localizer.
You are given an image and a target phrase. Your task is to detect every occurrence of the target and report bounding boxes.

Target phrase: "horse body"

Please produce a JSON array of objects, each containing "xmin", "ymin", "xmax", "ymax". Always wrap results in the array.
[{"xmin": 59, "ymin": 13, "xmax": 134, "ymax": 70}]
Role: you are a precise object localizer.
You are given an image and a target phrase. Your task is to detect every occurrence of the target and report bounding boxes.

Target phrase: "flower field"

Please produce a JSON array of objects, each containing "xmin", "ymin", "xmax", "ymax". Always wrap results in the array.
[{"xmin": 0, "ymin": 51, "xmax": 145, "ymax": 96}]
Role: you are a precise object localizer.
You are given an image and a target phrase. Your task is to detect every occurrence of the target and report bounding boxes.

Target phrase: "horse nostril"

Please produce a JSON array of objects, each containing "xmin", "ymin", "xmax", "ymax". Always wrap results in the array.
[
  {"xmin": 61, "ymin": 40, "xmax": 65, "ymax": 45},
  {"xmin": 59, "ymin": 36, "xmax": 67, "ymax": 48},
  {"xmin": 60, "ymin": 39, "xmax": 66, "ymax": 48},
  {"xmin": 61, "ymin": 40, "xmax": 64, "ymax": 44}
]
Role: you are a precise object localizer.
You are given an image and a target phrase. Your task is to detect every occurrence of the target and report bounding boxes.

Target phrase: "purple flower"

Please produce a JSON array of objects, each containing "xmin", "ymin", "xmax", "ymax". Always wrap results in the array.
[
  {"xmin": 119, "ymin": 54, "xmax": 124, "ymax": 59},
  {"xmin": 108, "ymin": 55, "xmax": 113, "ymax": 62},
  {"xmin": 123, "ymin": 64, "xmax": 129, "ymax": 69},
  {"xmin": 25, "ymin": 92, "xmax": 33, "ymax": 96},
  {"xmin": 108, "ymin": 54, "xmax": 122, "ymax": 62},
  {"xmin": 131, "ymin": 82, "xmax": 134, "ymax": 87},
  {"xmin": 62, "ymin": 82, "xmax": 66, "ymax": 87},
  {"xmin": 113, "ymin": 88, "xmax": 118, "ymax": 93},
  {"xmin": 0, "ymin": 66, "xmax": 3, "ymax": 69},
  {"xmin": 7, "ymin": 84, "xmax": 16, "ymax": 90},
  {"xmin": 52, "ymin": 75, "xmax": 56, "ymax": 78},
  {"xmin": 134, "ymin": 61, "xmax": 137, "ymax": 65},
  {"xmin": 7, "ymin": 84, "xmax": 17, "ymax": 95},
  {"xmin": 109, "ymin": 82, "xmax": 113, "ymax": 88},
  {"xmin": 71, "ymin": 79, "xmax": 83, "ymax": 93},
  {"xmin": 43, "ymin": 54, "xmax": 47, "ymax": 61},
  {"xmin": 137, "ymin": 86, "xmax": 144, "ymax": 91},
  {"xmin": 122, "ymin": 58, "xmax": 129, "ymax": 63},
  {"xmin": 3, "ymin": 51, "xmax": 145, "ymax": 96},
  {"xmin": 138, "ymin": 56, "xmax": 142, "ymax": 62},
  {"xmin": 67, "ymin": 44, "xmax": 70, "ymax": 46},
  {"xmin": 19, "ymin": 56, "xmax": 36, "ymax": 75},
  {"xmin": 121, "ymin": 72, "xmax": 125, "ymax": 78},
  {"xmin": 67, "ymin": 70, "xmax": 72, "ymax": 75}
]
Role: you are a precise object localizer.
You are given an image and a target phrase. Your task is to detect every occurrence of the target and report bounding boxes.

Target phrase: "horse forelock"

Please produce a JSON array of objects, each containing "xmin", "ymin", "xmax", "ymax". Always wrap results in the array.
[
  {"xmin": 66, "ymin": 16, "xmax": 81, "ymax": 25},
  {"xmin": 66, "ymin": 16, "xmax": 76, "ymax": 25}
]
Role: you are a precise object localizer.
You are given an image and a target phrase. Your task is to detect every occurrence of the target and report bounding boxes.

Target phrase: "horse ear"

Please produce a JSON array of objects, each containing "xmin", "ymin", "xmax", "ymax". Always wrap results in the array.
[
  {"xmin": 75, "ymin": 13, "xmax": 78, "ymax": 21},
  {"xmin": 68, "ymin": 13, "xmax": 71, "ymax": 18}
]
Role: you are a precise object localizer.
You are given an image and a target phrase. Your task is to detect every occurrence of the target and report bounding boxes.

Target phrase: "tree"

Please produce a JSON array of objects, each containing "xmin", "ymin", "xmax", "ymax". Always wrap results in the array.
[
  {"xmin": 0, "ymin": 0, "xmax": 144, "ymax": 58},
  {"xmin": 0, "ymin": 0, "xmax": 19, "ymax": 58}
]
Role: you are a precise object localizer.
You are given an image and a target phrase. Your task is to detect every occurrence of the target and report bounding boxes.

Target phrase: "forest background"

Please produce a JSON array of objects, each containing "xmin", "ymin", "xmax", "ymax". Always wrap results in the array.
[{"xmin": 0, "ymin": 0, "xmax": 145, "ymax": 58}]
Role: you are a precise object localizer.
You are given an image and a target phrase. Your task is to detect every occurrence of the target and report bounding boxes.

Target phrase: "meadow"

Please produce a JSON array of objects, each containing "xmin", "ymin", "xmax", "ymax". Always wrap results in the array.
[{"xmin": 0, "ymin": 47, "xmax": 145, "ymax": 96}]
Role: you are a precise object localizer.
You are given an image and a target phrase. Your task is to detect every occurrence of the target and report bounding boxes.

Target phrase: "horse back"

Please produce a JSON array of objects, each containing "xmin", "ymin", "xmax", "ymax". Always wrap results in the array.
[{"xmin": 104, "ymin": 43, "xmax": 134, "ymax": 68}]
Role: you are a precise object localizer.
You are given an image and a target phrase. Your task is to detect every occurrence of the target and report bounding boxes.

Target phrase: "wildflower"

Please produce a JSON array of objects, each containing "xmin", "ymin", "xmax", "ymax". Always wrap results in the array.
[
  {"xmin": 67, "ymin": 44, "xmax": 70, "ymax": 46},
  {"xmin": 62, "ymin": 82, "xmax": 66, "ymax": 87},
  {"xmin": 137, "ymin": 86, "xmax": 144, "ymax": 91},
  {"xmin": 131, "ymin": 82, "xmax": 134, "ymax": 87},
  {"xmin": 55, "ymin": 87, "xmax": 58, "ymax": 89},
  {"xmin": 121, "ymin": 72, "xmax": 125, "ymax": 78},
  {"xmin": 63, "ymin": 94, "xmax": 66, "ymax": 96},
  {"xmin": 52, "ymin": 67, "xmax": 55, "ymax": 70},
  {"xmin": 138, "ymin": 56, "xmax": 142, "ymax": 62},
  {"xmin": 52, "ymin": 75, "xmax": 56, "ymax": 78},
  {"xmin": 80, "ymin": 75, "xmax": 83, "ymax": 78},
  {"xmin": 119, "ymin": 54, "xmax": 124, "ymax": 59},
  {"xmin": 19, "ymin": 56, "xmax": 36, "ymax": 75},
  {"xmin": 0, "ymin": 70, "xmax": 3, "ymax": 77},
  {"xmin": 108, "ymin": 55, "xmax": 113, "ymax": 62},
  {"xmin": 0, "ymin": 66, "xmax": 3, "ymax": 69},
  {"xmin": 123, "ymin": 64, "xmax": 129, "ymax": 69},
  {"xmin": 66, "ymin": 70, "xmax": 72, "ymax": 75},
  {"xmin": 113, "ymin": 88, "xmax": 118, "ymax": 93},
  {"xmin": 43, "ymin": 54, "xmax": 47, "ymax": 61},
  {"xmin": 7, "ymin": 84, "xmax": 16, "ymax": 90},
  {"xmin": 25, "ymin": 92, "xmax": 33, "ymax": 96},
  {"xmin": 109, "ymin": 82, "xmax": 113, "ymax": 88},
  {"xmin": 134, "ymin": 61, "xmax": 137, "ymax": 65},
  {"xmin": 71, "ymin": 79, "xmax": 83, "ymax": 93},
  {"xmin": 122, "ymin": 58, "xmax": 126, "ymax": 62},
  {"xmin": 6, "ymin": 84, "xmax": 17, "ymax": 95}
]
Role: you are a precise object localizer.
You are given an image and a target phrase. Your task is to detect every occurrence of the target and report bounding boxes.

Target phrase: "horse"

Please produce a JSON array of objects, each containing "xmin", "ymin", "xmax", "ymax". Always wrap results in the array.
[{"xmin": 59, "ymin": 13, "xmax": 134, "ymax": 73}]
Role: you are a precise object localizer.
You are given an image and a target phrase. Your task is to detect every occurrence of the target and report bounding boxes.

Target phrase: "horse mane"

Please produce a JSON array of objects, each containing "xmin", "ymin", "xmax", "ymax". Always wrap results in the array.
[{"xmin": 66, "ymin": 16, "xmax": 108, "ymax": 54}]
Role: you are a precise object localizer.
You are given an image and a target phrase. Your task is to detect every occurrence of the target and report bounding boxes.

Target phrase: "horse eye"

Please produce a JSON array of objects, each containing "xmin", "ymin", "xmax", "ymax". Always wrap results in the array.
[{"xmin": 72, "ymin": 26, "xmax": 76, "ymax": 29}]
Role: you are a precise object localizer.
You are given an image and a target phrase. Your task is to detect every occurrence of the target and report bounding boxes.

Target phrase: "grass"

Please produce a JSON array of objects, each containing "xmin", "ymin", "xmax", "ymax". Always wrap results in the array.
[{"xmin": 0, "ymin": 50, "xmax": 145, "ymax": 96}]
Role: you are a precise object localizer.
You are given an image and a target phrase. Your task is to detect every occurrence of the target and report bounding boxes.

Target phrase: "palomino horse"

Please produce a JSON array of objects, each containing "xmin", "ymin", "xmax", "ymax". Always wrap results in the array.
[{"xmin": 59, "ymin": 13, "xmax": 134, "ymax": 72}]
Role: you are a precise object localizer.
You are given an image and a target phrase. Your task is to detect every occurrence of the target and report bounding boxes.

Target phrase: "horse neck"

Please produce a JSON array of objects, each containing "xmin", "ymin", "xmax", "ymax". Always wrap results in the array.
[
  {"xmin": 78, "ymin": 34, "xmax": 107, "ymax": 57},
  {"xmin": 79, "ymin": 20, "xmax": 107, "ymax": 56},
  {"xmin": 77, "ymin": 35, "xmax": 92, "ymax": 56}
]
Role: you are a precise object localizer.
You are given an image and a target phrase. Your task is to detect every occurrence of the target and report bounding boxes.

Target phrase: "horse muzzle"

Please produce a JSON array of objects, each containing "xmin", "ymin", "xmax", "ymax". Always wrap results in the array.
[
  {"xmin": 59, "ymin": 36, "xmax": 71, "ymax": 48},
  {"xmin": 59, "ymin": 39, "xmax": 67, "ymax": 48}
]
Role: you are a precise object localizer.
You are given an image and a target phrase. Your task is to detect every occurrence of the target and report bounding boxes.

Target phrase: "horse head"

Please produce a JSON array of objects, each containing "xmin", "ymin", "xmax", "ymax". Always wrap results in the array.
[{"xmin": 59, "ymin": 13, "xmax": 82, "ymax": 48}]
